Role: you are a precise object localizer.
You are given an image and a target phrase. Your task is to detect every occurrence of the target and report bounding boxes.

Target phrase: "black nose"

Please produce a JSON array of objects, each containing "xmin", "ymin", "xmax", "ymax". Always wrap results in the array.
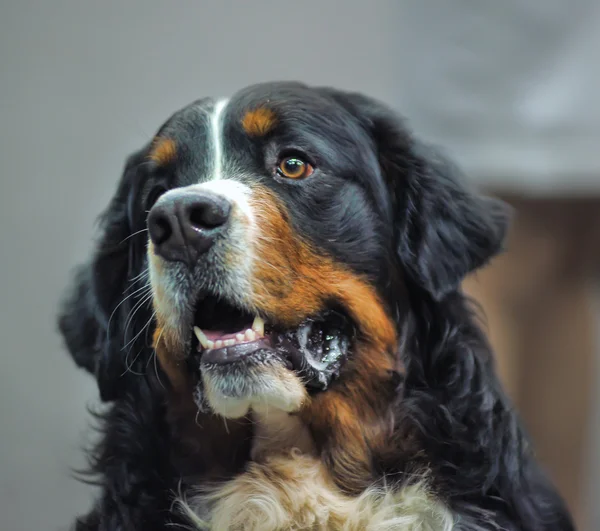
[{"xmin": 148, "ymin": 190, "xmax": 231, "ymax": 265}]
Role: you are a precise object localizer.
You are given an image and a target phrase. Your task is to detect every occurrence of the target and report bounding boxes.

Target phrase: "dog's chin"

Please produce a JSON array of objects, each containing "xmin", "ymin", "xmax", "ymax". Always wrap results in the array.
[
  {"xmin": 198, "ymin": 351, "xmax": 308, "ymax": 418},
  {"xmin": 185, "ymin": 294, "xmax": 354, "ymax": 419}
]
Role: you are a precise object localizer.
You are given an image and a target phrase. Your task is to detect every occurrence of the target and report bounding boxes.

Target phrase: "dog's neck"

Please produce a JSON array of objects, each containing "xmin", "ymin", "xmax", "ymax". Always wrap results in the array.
[
  {"xmin": 171, "ymin": 398, "xmax": 452, "ymax": 531},
  {"xmin": 165, "ymin": 382, "xmax": 319, "ymax": 478},
  {"xmin": 165, "ymin": 350, "xmax": 401, "ymax": 488},
  {"xmin": 163, "ymin": 367, "xmax": 454, "ymax": 530},
  {"xmin": 167, "ymin": 386, "xmax": 318, "ymax": 469},
  {"xmin": 250, "ymin": 406, "xmax": 316, "ymax": 461}
]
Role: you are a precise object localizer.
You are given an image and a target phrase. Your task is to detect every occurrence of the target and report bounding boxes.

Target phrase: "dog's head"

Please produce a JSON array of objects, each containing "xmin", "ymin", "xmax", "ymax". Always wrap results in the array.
[{"xmin": 59, "ymin": 82, "xmax": 508, "ymax": 424}]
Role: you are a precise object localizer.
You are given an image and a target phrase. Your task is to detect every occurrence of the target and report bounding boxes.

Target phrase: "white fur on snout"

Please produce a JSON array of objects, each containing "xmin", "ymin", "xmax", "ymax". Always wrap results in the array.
[
  {"xmin": 150, "ymin": 178, "xmax": 254, "ymax": 224},
  {"xmin": 188, "ymin": 179, "xmax": 255, "ymax": 224},
  {"xmin": 146, "ymin": 179, "xmax": 258, "ymax": 330}
]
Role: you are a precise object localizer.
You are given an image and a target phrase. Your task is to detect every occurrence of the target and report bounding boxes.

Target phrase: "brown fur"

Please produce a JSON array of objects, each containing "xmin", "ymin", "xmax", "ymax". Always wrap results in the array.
[
  {"xmin": 250, "ymin": 407, "xmax": 316, "ymax": 461},
  {"xmin": 249, "ymin": 186, "xmax": 397, "ymax": 353},
  {"xmin": 149, "ymin": 137, "xmax": 177, "ymax": 165},
  {"xmin": 245, "ymin": 186, "xmax": 402, "ymax": 492},
  {"xmin": 301, "ymin": 343, "xmax": 400, "ymax": 493},
  {"xmin": 152, "ymin": 326, "xmax": 189, "ymax": 391},
  {"xmin": 148, "ymin": 182, "xmax": 410, "ymax": 512},
  {"xmin": 241, "ymin": 107, "xmax": 277, "ymax": 137}
]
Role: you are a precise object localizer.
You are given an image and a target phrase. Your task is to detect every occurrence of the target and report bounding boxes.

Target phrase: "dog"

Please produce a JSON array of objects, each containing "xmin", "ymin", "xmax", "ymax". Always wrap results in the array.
[{"xmin": 58, "ymin": 82, "xmax": 574, "ymax": 530}]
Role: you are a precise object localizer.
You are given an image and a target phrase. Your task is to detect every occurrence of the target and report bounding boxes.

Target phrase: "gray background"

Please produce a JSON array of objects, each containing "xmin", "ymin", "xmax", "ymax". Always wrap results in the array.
[{"xmin": 0, "ymin": 2, "xmax": 597, "ymax": 530}]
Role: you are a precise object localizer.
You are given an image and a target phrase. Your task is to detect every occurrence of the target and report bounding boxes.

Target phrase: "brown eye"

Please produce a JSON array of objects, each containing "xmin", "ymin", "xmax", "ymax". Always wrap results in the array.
[{"xmin": 276, "ymin": 156, "xmax": 314, "ymax": 179}]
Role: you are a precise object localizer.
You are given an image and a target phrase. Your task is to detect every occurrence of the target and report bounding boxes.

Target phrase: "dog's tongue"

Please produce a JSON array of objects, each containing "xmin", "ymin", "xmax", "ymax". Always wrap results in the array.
[
  {"xmin": 203, "ymin": 330, "xmax": 231, "ymax": 341},
  {"xmin": 193, "ymin": 317, "xmax": 266, "ymax": 350}
]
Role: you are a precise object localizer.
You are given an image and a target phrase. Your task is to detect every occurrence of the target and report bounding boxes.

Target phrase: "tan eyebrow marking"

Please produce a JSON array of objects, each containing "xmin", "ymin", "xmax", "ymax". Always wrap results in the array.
[
  {"xmin": 241, "ymin": 107, "xmax": 277, "ymax": 137},
  {"xmin": 149, "ymin": 137, "xmax": 177, "ymax": 165}
]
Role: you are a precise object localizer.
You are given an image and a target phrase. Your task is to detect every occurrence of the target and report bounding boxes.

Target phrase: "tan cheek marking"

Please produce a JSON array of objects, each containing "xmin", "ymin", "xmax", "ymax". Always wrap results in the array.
[
  {"xmin": 152, "ymin": 325, "xmax": 189, "ymax": 391},
  {"xmin": 250, "ymin": 186, "xmax": 397, "ymax": 353},
  {"xmin": 149, "ymin": 137, "xmax": 176, "ymax": 165},
  {"xmin": 241, "ymin": 107, "xmax": 277, "ymax": 137},
  {"xmin": 249, "ymin": 187, "xmax": 400, "ymax": 492},
  {"xmin": 301, "ymin": 342, "xmax": 399, "ymax": 493}
]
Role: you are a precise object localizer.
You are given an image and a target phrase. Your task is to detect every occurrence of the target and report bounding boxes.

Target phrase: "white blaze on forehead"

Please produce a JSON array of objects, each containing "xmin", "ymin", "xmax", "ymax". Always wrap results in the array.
[
  {"xmin": 204, "ymin": 98, "xmax": 256, "ymax": 222},
  {"xmin": 210, "ymin": 98, "xmax": 229, "ymax": 181}
]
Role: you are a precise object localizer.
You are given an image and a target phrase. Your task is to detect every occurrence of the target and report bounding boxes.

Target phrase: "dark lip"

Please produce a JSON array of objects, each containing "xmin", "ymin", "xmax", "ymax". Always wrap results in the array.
[
  {"xmin": 200, "ymin": 338, "xmax": 275, "ymax": 365},
  {"xmin": 184, "ymin": 291, "xmax": 354, "ymax": 390}
]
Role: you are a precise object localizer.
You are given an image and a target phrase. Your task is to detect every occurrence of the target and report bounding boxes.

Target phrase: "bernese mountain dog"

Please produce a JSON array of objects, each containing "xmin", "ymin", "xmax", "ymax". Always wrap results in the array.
[{"xmin": 58, "ymin": 82, "xmax": 574, "ymax": 530}]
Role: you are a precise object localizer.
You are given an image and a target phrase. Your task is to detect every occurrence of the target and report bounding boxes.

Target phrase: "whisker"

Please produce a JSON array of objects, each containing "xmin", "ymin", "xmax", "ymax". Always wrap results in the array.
[
  {"xmin": 149, "ymin": 325, "xmax": 167, "ymax": 390},
  {"xmin": 256, "ymin": 259, "xmax": 286, "ymax": 276},
  {"xmin": 122, "ymin": 292, "xmax": 154, "ymax": 344},
  {"xmin": 121, "ymin": 345, "xmax": 146, "ymax": 377},
  {"xmin": 123, "ymin": 278, "xmax": 150, "ymax": 295},
  {"xmin": 194, "ymin": 409, "xmax": 203, "ymax": 428},
  {"xmin": 119, "ymin": 227, "xmax": 149, "ymax": 245},
  {"xmin": 253, "ymin": 234, "xmax": 281, "ymax": 244},
  {"xmin": 128, "ymin": 268, "xmax": 150, "ymax": 283},
  {"xmin": 124, "ymin": 270, "xmax": 150, "ymax": 292},
  {"xmin": 144, "ymin": 314, "xmax": 156, "ymax": 346},
  {"xmin": 106, "ymin": 283, "xmax": 152, "ymax": 341},
  {"xmin": 121, "ymin": 309, "xmax": 156, "ymax": 351},
  {"xmin": 148, "ymin": 327, "xmax": 165, "ymax": 368},
  {"xmin": 124, "ymin": 276, "xmax": 150, "ymax": 294}
]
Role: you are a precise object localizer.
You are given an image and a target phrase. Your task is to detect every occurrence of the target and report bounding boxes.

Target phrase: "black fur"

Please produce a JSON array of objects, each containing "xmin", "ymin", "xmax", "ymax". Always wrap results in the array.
[{"xmin": 58, "ymin": 82, "xmax": 574, "ymax": 530}]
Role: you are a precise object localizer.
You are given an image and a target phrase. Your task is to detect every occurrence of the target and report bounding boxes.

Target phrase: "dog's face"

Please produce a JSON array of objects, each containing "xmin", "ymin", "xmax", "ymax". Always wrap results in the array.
[
  {"xmin": 145, "ymin": 84, "xmax": 403, "ymax": 417},
  {"xmin": 59, "ymin": 82, "xmax": 509, "ymax": 422}
]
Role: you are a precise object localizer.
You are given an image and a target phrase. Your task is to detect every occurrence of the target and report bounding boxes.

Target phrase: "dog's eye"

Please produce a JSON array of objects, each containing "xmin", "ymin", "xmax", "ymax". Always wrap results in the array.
[
  {"xmin": 276, "ymin": 157, "xmax": 314, "ymax": 179},
  {"xmin": 145, "ymin": 185, "xmax": 167, "ymax": 211}
]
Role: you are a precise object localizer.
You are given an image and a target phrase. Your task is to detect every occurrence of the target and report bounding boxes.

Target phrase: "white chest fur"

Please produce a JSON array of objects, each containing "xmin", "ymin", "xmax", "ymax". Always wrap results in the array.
[{"xmin": 176, "ymin": 409, "xmax": 454, "ymax": 530}]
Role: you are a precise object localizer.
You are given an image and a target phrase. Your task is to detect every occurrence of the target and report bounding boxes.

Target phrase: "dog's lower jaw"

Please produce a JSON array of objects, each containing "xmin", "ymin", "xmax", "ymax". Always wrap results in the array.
[{"xmin": 199, "ymin": 358, "xmax": 308, "ymax": 419}]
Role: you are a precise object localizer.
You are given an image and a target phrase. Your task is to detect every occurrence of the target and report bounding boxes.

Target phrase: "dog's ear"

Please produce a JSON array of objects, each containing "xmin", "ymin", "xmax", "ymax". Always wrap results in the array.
[
  {"xmin": 58, "ymin": 146, "xmax": 153, "ymax": 401},
  {"xmin": 323, "ymin": 89, "xmax": 511, "ymax": 299},
  {"xmin": 393, "ymin": 141, "xmax": 510, "ymax": 299}
]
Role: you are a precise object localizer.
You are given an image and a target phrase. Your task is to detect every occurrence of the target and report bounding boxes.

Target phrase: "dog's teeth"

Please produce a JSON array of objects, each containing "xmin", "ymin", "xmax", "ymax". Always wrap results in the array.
[
  {"xmin": 206, "ymin": 340, "xmax": 215, "ymax": 349},
  {"xmin": 236, "ymin": 333, "xmax": 245, "ymax": 342},
  {"xmin": 252, "ymin": 316, "xmax": 265, "ymax": 337},
  {"xmin": 224, "ymin": 339, "xmax": 235, "ymax": 347},
  {"xmin": 245, "ymin": 329, "xmax": 256, "ymax": 341},
  {"xmin": 214, "ymin": 340, "xmax": 224, "ymax": 349},
  {"xmin": 193, "ymin": 326, "xmax": 211, "ymax": 349}
]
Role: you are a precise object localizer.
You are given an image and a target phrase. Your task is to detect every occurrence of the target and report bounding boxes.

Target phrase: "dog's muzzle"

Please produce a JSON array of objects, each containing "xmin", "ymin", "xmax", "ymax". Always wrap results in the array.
[{"xmin": 148, "ymin": 189, "xmax": 231, "ymax": 266}]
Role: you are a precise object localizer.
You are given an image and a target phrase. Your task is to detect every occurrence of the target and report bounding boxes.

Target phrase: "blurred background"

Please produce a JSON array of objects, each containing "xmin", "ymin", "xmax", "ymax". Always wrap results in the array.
[{"xmin": 0, "ymin": 1, "xmax": 598, "ymax": 530}]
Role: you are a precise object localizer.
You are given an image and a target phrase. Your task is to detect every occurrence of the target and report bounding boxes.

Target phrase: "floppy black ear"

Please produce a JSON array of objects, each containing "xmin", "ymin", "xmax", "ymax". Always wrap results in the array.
[
  {"xmin": 322, "ymin": 89, "xmax": 510, "ymax": 299},
  {"xmin": 58, "ymin": 146, "xmax": 153, "ymax": 401},
  {"xmin": 393, "ymin": 140, "xmax": 510, "ymax": 299}
]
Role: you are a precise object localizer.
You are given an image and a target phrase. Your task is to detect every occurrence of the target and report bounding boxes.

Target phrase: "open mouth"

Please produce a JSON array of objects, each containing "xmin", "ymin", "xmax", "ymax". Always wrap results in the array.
[
  {"xmin": 191, "ymin": 297, "xmax": 267, "ymax": 362},
  {"xmin": 189, "ymin": 295, "xmax": 354, "ymax": 390}
]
